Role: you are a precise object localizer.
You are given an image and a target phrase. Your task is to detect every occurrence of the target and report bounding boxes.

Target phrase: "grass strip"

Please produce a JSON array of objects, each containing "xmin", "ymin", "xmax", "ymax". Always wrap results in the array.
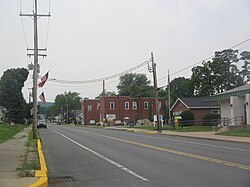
[
  {"xmin": 17, "ymin": 130, "xmax": 40, "ymax": 177},
  {"xmin": 216, "ymin": 129, "xmax": 250, "ymax": 137},
  {"xmin": 0, "ymin": 123, "xmax": 26, "ymax": 144}
]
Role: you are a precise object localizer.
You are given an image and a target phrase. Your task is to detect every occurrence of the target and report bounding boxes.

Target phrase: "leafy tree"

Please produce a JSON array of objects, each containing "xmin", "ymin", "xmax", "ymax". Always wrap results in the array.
[
  {"xmin": 158, "ymin": 88, "xmax": 168, "ymax": 98},
  {"xmin": 212, "ymin": 49, "xmax": 243, "ymax": 92},
  {"xmin": 96, "ymin": 91, "xmax": 117, "ymax": 99},
  {"xmin": 170, "ymin": 77, "xmax": 193, "ymax": 102},
  {"xmin": 50, "ymin": 92, "xmax": 82, "ymax": 122},
  {"xmin": 191, "ymin": 61, "xmax": 214, "ymax": 96},
  {"xmin": 24, "ymin": 102, "xmax": 33, "ymax": 124},
  {"xmin": 240, "ymin": 51, "xmax": 250, "ymax": 82},
  {"xmin": 0, "ymin": 68, "xmax": 29, "ymax": 123},
  {"xmin": 191, "ymin": 49, "xmax": 244, "ymax": 97},
  {"xmin": 117, "ymin": 73, "xmax": 153, "ymax": 97}
]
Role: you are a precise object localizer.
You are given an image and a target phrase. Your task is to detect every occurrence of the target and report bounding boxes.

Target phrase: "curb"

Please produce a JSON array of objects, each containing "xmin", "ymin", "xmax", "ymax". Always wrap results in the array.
[{"xmin": 28, "ymin": 139, "xmax": 48, "ymax": 187}]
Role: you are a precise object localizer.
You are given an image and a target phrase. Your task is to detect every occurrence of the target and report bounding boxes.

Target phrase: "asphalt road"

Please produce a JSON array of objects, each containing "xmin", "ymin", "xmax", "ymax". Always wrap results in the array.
[{"xmin": 39, "ymin": 124, "xmax": 250, "ymax": 187}]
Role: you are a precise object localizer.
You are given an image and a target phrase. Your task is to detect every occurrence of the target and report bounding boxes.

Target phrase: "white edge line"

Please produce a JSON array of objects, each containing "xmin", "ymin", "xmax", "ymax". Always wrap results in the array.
[{"xmin": 49, "ymin": 128, "xmax": 149, "ymax": 182}]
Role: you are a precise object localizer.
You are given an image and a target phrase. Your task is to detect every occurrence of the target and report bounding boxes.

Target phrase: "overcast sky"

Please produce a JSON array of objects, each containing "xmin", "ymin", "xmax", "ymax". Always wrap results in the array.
[{"xmin": 1, "ymin": 0, "xmax": 250, "ymax": 102}]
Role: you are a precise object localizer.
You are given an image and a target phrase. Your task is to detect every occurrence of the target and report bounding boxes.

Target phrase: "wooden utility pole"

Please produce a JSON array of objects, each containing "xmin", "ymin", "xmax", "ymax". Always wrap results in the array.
[
  {"xmin": 168, "ymin": 70, "xmax": 171, "ymax": 126},
  {"xmin": 20, "ymin": 0, "xmax": 50, "ymax": 138},
  {"xmin": 100, "ymin": 80, "xmax": 105, "ymax": 125},
  {"xmin": 151, "ymin": 52, "xmax": 161, "ymax": 133}
]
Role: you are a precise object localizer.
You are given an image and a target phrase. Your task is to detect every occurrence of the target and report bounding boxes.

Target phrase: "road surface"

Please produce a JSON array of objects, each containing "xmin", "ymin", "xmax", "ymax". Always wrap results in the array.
[{"xmin": 39, "ymin": 124, "xmax": 250, "ymax": 187}]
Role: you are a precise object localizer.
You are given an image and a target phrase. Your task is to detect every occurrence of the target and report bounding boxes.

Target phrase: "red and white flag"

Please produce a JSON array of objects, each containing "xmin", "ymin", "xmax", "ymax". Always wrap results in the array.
[
  {"xmin": 38, "ymin": 72, "xmax": 49, "ymax": 88},
  {"xmin": 39, "ymin": 92, "xmax": 46, "ymax": 104}
]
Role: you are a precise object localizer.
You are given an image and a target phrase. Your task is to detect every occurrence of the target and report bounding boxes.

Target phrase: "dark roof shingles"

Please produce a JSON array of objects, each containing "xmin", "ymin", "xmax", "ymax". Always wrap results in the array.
[{"xmin": 180, "ymin": 98, "xmax": 219, "ymax": 108}]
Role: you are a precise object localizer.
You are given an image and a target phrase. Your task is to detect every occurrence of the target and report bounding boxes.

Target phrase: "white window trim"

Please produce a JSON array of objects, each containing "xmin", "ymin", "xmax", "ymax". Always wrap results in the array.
[
  {"xmin": 87, "ymin": 105, "xmax": 92, "ymax": 112},
  {"xmin": 132, "ymin": 102, "xmax": 137, "ymax": 110},
  {"xmin": 125, "ymin": 102, "xmax": 129, "ymax": 110},
  {"xmin": 158, "ymin": 102, "xmax": 161, "ymax": 110},
  {"xmin": 110, "ymin": 102, "xmax": 115, "ymax": 110},
  {"xmin": 144, "ymin": 101, "xmax": 148, "ymax": 110},
  {"xmin": 211, "ymin": 109, "xmax": 220, "ymax": 114}
]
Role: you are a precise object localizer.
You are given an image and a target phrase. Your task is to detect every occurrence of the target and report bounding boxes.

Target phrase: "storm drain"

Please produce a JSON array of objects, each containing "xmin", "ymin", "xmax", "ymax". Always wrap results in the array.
[{"xmin": 49, "ymin": 176, "xmax": 74, "ymax": 184}]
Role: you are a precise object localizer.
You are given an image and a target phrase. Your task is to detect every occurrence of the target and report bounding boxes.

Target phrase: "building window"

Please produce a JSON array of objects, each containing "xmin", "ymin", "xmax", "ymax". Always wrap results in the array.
[
  {"xmin": 125, "ymin": 102, "xmax": 129, "ymax": 110},
  {"xmin": 87, "ymin": 105, "xmax": 92, "ymax": 112},
  {"xmin": 110, "ymin": 102, "xmax": 115, "ymax": 110},
  {"xmin": 158, "ymin": 102, "xmax": 161, "ymax": 110},
  {"xmin": 132, "ymin": 102, "xmax": 137, "ymax": 110},
  {"xmin": 211, "ymin": 109, "xmax": 220, "ymax": 114},
  {"xmin": 144, "ymin": 101, "xmax": 148, "ymax": 110}
]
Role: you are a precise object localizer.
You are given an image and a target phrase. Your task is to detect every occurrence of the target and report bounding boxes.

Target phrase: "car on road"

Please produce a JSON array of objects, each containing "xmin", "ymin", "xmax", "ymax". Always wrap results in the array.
[{"xmin": 37, "ymin": 114, "xmax": 47, "ymax": 129}]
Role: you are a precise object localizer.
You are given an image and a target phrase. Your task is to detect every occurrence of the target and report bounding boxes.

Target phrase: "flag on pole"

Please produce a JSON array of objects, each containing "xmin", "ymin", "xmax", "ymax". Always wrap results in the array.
[
  {"xmin": 38, "ymin": 72, "xmax": 49, "ymax": 88},
  {"xmin": 39, "ymin": 92, "xmax": 46, "ymax": 104}
]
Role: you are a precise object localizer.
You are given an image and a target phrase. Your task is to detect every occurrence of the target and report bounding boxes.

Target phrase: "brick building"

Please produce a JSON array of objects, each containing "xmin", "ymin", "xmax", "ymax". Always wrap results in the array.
[
  {"xmin": 82, "ymin": 96, "xmax": 167, "ymax": 125},
  {"xmin": 171, "ymin": 98, "xmax": 219, "ymax": 125}
]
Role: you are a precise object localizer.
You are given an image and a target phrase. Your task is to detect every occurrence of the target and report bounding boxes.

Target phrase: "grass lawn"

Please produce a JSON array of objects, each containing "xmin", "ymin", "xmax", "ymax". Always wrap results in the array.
[
  {"xmin": 216, "ymin": 129, "xmax": 250, "ymax": 137},
  {"xmin": 130, "ymin": 125, "xmax": 213, "ymax": 132},
  {"xmin": 0, "ymin": 123, "xmax": 26, "ymax": 144}
]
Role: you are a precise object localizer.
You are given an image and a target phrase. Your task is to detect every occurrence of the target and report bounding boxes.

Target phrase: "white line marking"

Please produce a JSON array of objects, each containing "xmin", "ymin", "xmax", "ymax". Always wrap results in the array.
[{"xmin": 49, "ymin": 127, "xmax": 149, "ymax": 182}]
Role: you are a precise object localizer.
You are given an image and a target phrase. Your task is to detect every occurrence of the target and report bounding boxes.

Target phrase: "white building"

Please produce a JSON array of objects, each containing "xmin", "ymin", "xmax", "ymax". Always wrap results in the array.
[{"xmin": 208, "ymin": 84, "xmax": 250, "ymax": 126}]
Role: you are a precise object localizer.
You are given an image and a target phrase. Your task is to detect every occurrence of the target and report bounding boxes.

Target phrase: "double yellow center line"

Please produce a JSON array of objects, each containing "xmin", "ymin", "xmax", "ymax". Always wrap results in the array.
[{"xmin": 86, "ymin": 130, "xmax": 250, "ymax": 171}]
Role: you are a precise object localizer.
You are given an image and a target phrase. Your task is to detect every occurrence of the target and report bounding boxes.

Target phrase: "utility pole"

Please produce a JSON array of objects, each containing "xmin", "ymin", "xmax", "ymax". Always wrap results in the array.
[
  {"xmin": 100, "ymin": 80, "xmax": 105, "ymax": 126},
  {"xmin": 66, "ymin": 103, "xmax": 69, "ymax": 124},
  {"xmin": 20, "ymin": 0, "xmax": 50, "ymax": 139},
  {"xmin": 168, "ymin": 70, "xmax": 171, "ymax": 126},
  {"xmin": 151, "ymin": 52, "xmax": 161, "ymax": 133}
]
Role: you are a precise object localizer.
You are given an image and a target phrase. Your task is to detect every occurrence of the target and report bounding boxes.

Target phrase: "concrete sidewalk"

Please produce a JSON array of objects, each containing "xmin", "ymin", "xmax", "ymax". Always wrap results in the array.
[
  {"xmin": 105, "ymin": 126, "xmax": 250, "ymax": 144},
  {"xmin": 0, "ymin": 126, "xmax": 38, "ymax": 187}
]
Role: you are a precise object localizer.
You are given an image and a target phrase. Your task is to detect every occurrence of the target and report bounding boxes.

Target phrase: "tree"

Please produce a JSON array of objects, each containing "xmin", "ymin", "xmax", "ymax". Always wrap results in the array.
[
  {"xmin": 191, "ymin": 49, "xmax": 244, "ymax": 97},
  {"xmin": 170, "ymin": 77, "xmax": 193, "ymax": 102},
  {"xmin": 0, "ymin": 68, "xmax": 29, "ymax": 123},
  {"xmin": 117, "ymin": 73, "xmax": 153, "ymax": 97},
  {"xmin": 95, "ymin": 91, "xmax": 117, "ymax": 99},
  {"xmin": 240, "ymin": 51, "xmax": 250, "ymax": 82},
  {"xmin": 50, "ymin": 92, "xmax": 82, "ymax": 123},
  {"xmin": 191, "ymin": 61, "xmax": 214, "ymax": 96},
  {"xmin": 212, "ymin": 49, "xmax": 243, "ymax": 92}
]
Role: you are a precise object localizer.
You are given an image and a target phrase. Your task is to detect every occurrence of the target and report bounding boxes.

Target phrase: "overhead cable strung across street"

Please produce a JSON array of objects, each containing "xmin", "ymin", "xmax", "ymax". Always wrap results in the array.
[
  {"xmin": 49, "ymin": 60, "xmax": 150, "ymax": 84},
  {"xmin": 128, "ymin": 38, "xmax": 250, "ymax": 98}
]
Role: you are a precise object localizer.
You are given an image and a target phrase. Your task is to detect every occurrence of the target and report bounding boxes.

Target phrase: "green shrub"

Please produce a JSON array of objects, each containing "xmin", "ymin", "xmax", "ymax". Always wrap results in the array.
[
  {"xmin": 180, "ymin": 110, "xmax": 194, "ymax": 126},
  {"xmin": 203, "ymin": 113, "xmax": 220, "ymax": 126}
]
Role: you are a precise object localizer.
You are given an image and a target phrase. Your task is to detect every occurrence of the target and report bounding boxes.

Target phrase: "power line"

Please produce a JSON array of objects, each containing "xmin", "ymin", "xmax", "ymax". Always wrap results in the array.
[
  {"xmin": 129, "ymin": 38, "xmax": 250, "ymax": 98},
  {"xmin": 20, "ymin": 16, "xmax": 28, "ymax": 48},
  {"xmin": 158, "ymin": 38, "xmax": 250, "ymax": 81},
  {"xmin": 49, "ymin": 60, "xmax": 149, "ymax": 84}
]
